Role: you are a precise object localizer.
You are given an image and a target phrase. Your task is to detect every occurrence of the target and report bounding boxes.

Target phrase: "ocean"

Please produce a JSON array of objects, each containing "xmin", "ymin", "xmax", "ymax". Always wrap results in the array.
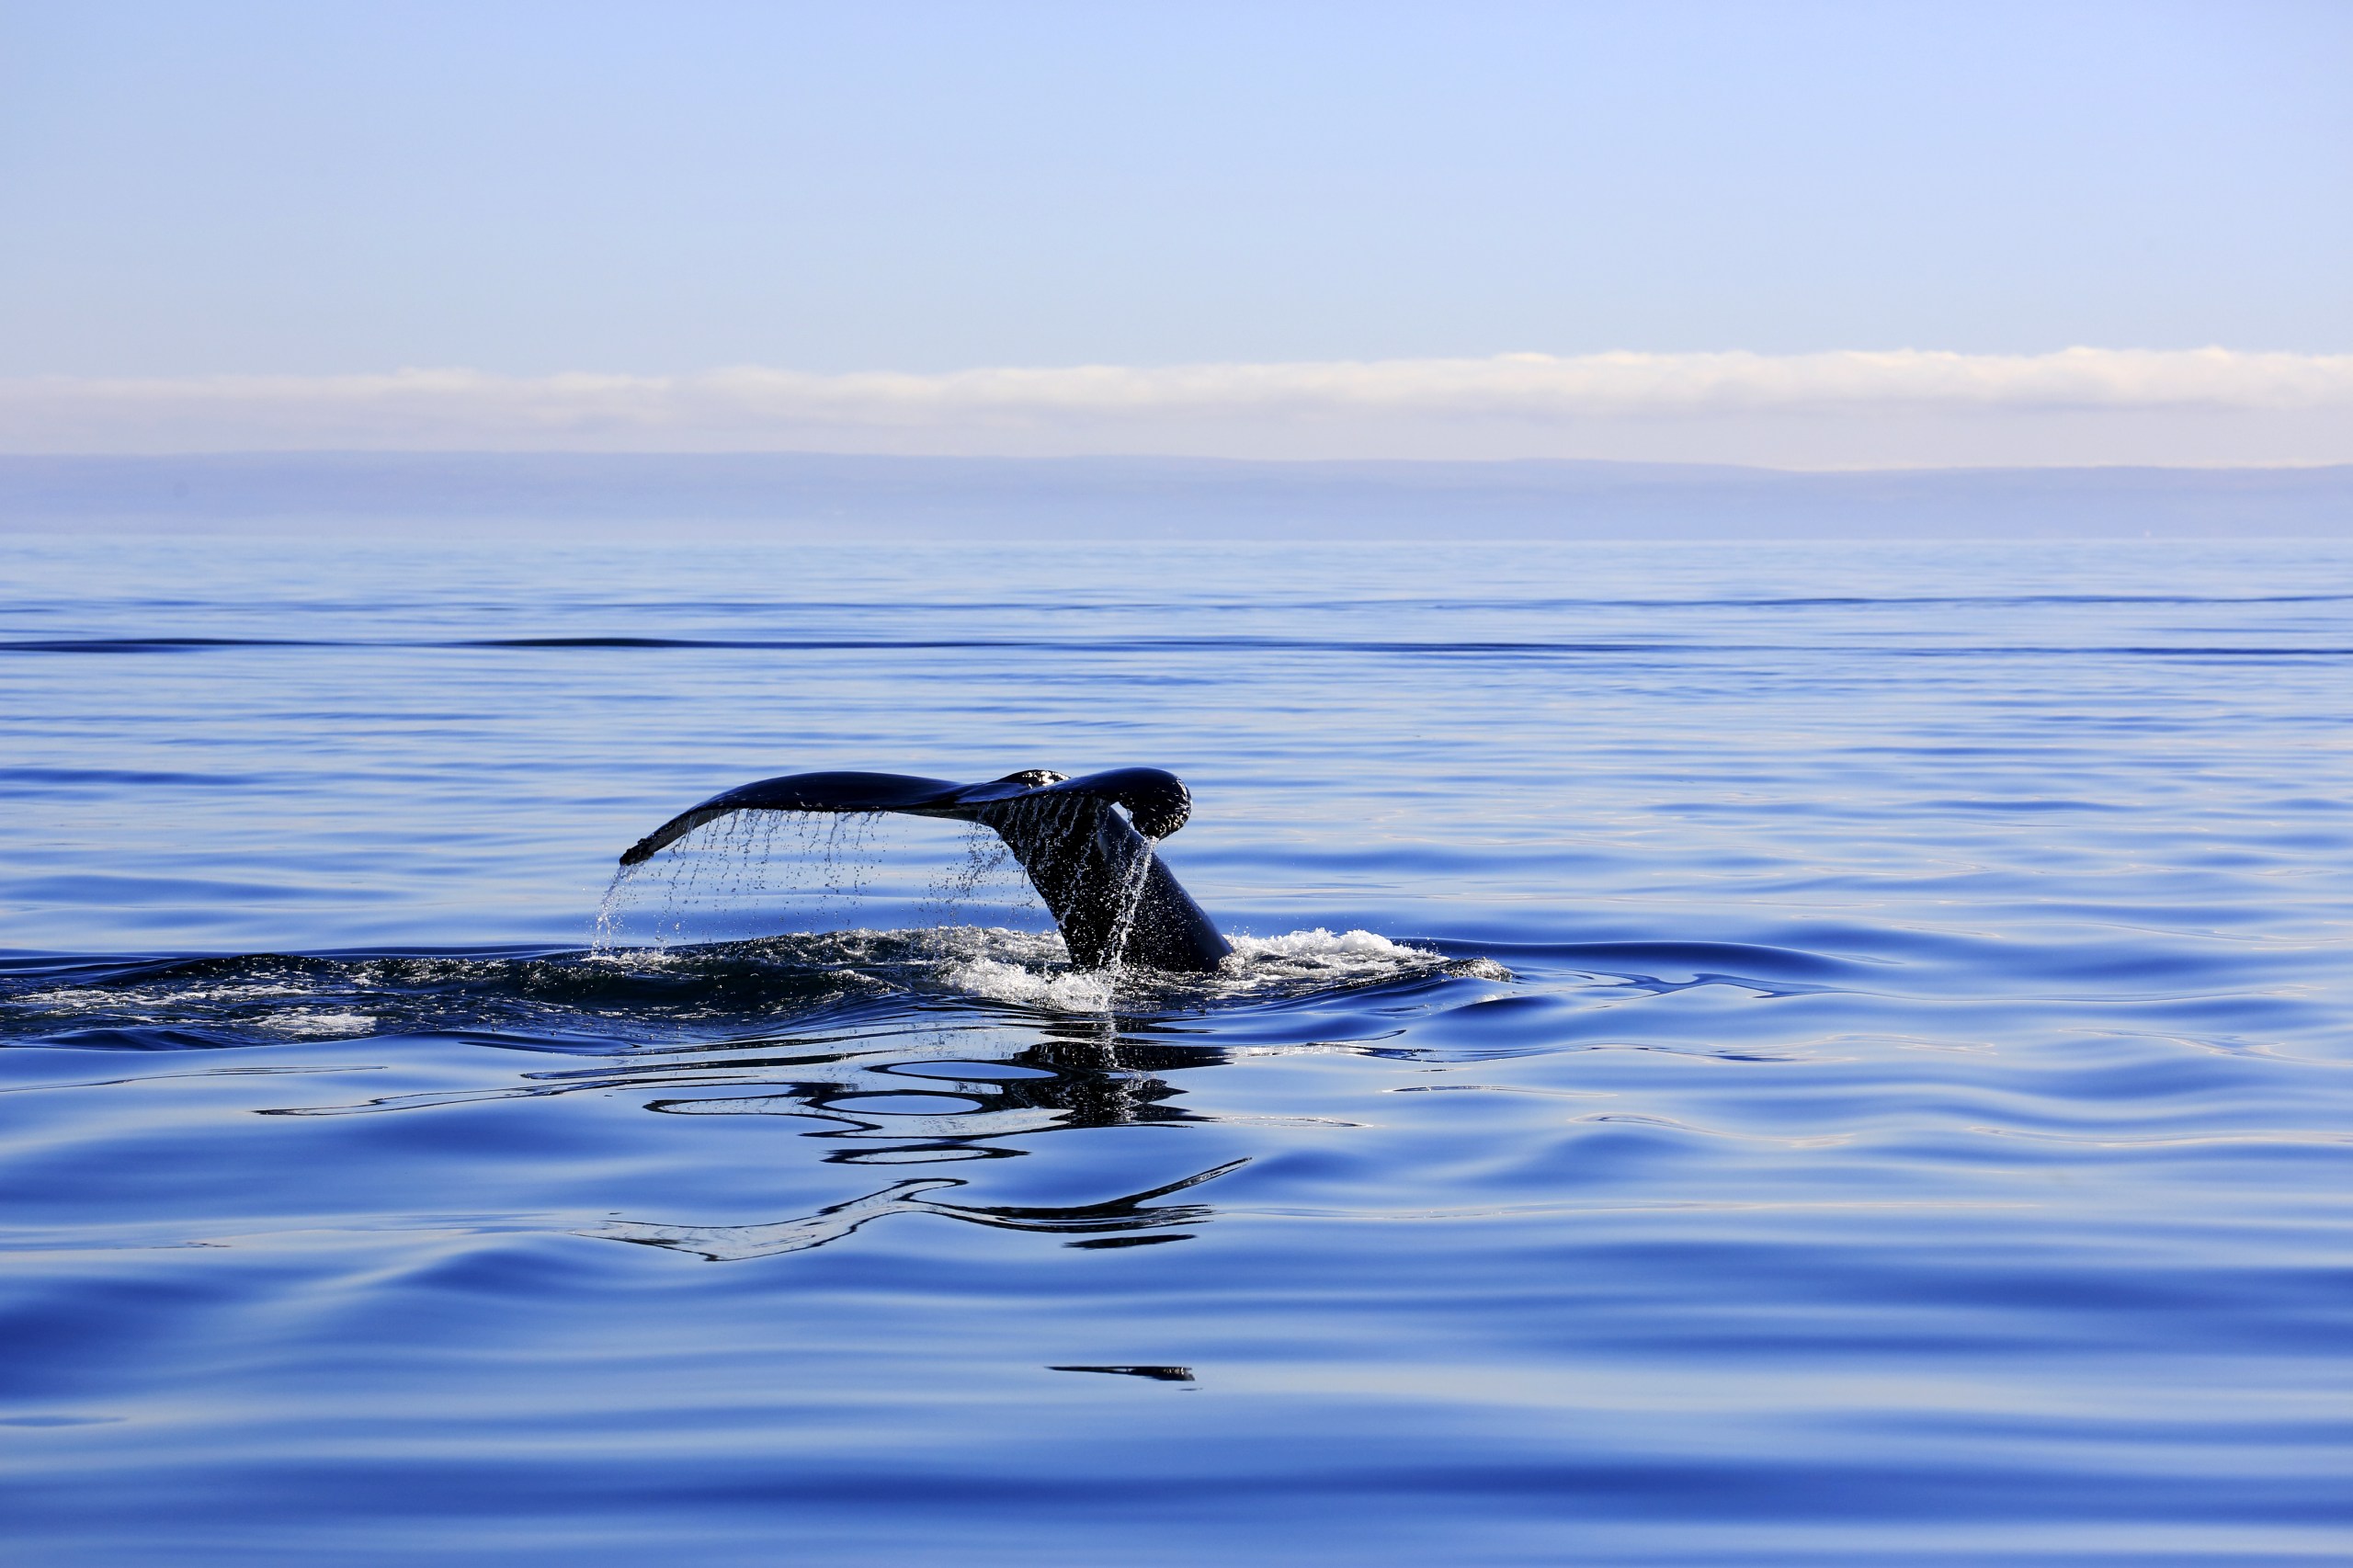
[{"xmin": 2, "ymin": 514, "xmax": 2348, "ymax": 1564}]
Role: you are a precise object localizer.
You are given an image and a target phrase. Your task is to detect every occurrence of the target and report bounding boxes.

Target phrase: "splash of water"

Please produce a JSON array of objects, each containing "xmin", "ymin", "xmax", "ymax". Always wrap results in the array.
[
  {"xmin": 591, "ymin": 862, "xmax": 643, "ymax": 955},
  {"xmin": 1096, "ymin": 830, "xmax": 1162, "ymax": 991},
  {"xmin": 919, "ymin": 824, "xmax": 1018, "ymax": 930},
  {"xmin": 594, "ymin": 808, "xmax": 990, "ymax": 955},
  {"xmin": 589, "ymin": 801, "xmax": 1191, "ymax": 1010}
]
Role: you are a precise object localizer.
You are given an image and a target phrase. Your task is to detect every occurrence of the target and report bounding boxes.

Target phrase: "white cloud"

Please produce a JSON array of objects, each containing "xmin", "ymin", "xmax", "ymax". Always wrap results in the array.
[{"xmin": 4, "ymin": 349, "xmax": 2350, "ymax": 466}]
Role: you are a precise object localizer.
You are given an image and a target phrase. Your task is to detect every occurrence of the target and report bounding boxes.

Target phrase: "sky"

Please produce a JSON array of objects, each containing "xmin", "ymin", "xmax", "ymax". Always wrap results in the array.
[{"xmin": 3, "ymin": 1, "xmax": 2348, "ymax": 465}]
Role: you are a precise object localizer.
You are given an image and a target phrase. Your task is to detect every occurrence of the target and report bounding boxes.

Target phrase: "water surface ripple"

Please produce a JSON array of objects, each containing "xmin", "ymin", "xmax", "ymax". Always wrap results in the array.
[{"xmin": 1, "ymin": 536, "xmax": 2348, "ymax": 1565}]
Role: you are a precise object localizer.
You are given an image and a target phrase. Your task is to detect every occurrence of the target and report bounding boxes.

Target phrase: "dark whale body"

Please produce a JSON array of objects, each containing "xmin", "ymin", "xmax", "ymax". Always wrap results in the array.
[{"xmin": 620, "ymin": 767, "xmax": 1232, "ymax": 972}]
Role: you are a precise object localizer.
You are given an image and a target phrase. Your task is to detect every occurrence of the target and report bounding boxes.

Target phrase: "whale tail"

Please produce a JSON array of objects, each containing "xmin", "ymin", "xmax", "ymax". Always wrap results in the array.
[{"xmin": 618, "ymin": 767, "xmax": 1231, "ymax": 973}]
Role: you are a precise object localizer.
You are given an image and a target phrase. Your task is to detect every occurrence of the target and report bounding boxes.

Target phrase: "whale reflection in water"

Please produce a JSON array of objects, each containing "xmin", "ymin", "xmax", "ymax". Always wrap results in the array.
[
  {"xmin": 597, "ymin": 1157, "xmax": 1245, "ymax": 1263},
  {"xmin": 231, "ymin": 943, "xmax": 1449, "ymax": 1262},
  {"xmin": 594, "ymin": 1026, "xmax": 1249, "ymax": 1259},
  {"xmin": 254, "ymin": 1010, "xmax": 1261, "ymax": 1261}
]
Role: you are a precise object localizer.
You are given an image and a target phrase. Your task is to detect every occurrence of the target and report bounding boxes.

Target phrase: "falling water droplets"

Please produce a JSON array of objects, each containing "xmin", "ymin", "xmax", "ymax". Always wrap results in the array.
[
  {"xmin": 921, "ymin": 823, "xmax": 1017, "ymax": 929},
  {"xmin": 592, "ymin": 807, "xmax": 1050, "ymax": 957},
  {"xmin": 586, "ymin": 799, "xmax": 1193, "ymax": 1011},
  {"xmin": 591, "ymin": 862, "xmax": 644, "ymax": 955},
  {"xmin": 1097, "ymin": 831, "xmax": 1161, "ymax": 992}
]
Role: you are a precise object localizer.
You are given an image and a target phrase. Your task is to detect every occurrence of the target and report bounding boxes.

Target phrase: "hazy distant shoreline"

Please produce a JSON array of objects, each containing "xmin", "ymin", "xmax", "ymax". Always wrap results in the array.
[{"xmin": 4, "ymin": 451, "xmax": 2347, "ymax": 539}]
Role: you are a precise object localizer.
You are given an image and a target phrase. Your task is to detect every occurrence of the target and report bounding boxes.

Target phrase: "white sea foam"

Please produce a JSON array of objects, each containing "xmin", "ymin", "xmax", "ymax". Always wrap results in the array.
[
  {"xmin": 940, "ymin": 957, "xmax": 1116, "ymax": 1012},
  {"xmin": 1214, "ymin": 928, "xmax": 1512, "ymax": 994},
  {"xmin": 7, "ymin": 981, "xmax": 321, "ymax": 1017},
  {"xmin": 255, "ymin": 1009, "xmax": 376, "ymax": 1039},
  {"xmin": 927, "ymin": 926, "xmax": 1487, "ymax": 1012},
  {"xmin": 914, "ymin": 926, "xmax": 1067, "ymax": 966},
  {"xmin": 1225, "ymin": 927, "xmax": 1428, "ymax": 965}
]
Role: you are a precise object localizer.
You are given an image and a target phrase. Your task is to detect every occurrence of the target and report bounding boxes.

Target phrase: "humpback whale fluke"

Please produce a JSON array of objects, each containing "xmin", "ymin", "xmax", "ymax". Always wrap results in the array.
[{"xmin": 619, "ymin": 767, "xmax": 1232, "ymax": 973}]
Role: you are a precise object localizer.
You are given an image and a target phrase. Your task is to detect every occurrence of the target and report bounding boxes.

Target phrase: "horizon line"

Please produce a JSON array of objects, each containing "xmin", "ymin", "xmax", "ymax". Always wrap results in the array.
[{"xmin": 6, "ymin": 449, "xmax": 2352, "ymax": 478}]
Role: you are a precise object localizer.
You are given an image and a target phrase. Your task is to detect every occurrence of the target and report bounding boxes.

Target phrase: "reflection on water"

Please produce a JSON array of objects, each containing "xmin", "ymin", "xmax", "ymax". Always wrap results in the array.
[{"xmin": 602, "ymin": 1158, "xmax": 1245, "ymax": 1261}]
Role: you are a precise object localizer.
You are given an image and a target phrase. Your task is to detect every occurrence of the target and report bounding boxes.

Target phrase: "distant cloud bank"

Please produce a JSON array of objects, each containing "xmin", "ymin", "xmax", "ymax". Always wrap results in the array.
[{"xmin": 5, "ymin": 349, "xmax": 2349, "ymax": 467}]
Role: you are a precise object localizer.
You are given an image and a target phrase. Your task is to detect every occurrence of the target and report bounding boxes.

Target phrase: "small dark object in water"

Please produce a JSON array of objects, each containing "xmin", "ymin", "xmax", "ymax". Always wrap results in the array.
[
  {"xmin": 620, "ymin": 767, "xmax": 1232, "ymax": 972},
  {"xmin": 1049, "ymin": 1365, "xmax": 1197, "ymax": 1382}
]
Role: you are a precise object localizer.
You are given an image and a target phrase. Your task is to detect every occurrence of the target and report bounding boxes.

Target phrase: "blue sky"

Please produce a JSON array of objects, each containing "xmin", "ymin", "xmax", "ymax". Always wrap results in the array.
[{"xmin": 2, "ymin": 2, "xmax": 2347, "ymax": 463}]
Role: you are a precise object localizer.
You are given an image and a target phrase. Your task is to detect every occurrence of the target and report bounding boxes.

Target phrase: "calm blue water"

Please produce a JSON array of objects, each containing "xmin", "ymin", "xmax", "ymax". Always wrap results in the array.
[{"xmin": 2, "ymin": 529, "xmax": 2349, "ymax": 1565}]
